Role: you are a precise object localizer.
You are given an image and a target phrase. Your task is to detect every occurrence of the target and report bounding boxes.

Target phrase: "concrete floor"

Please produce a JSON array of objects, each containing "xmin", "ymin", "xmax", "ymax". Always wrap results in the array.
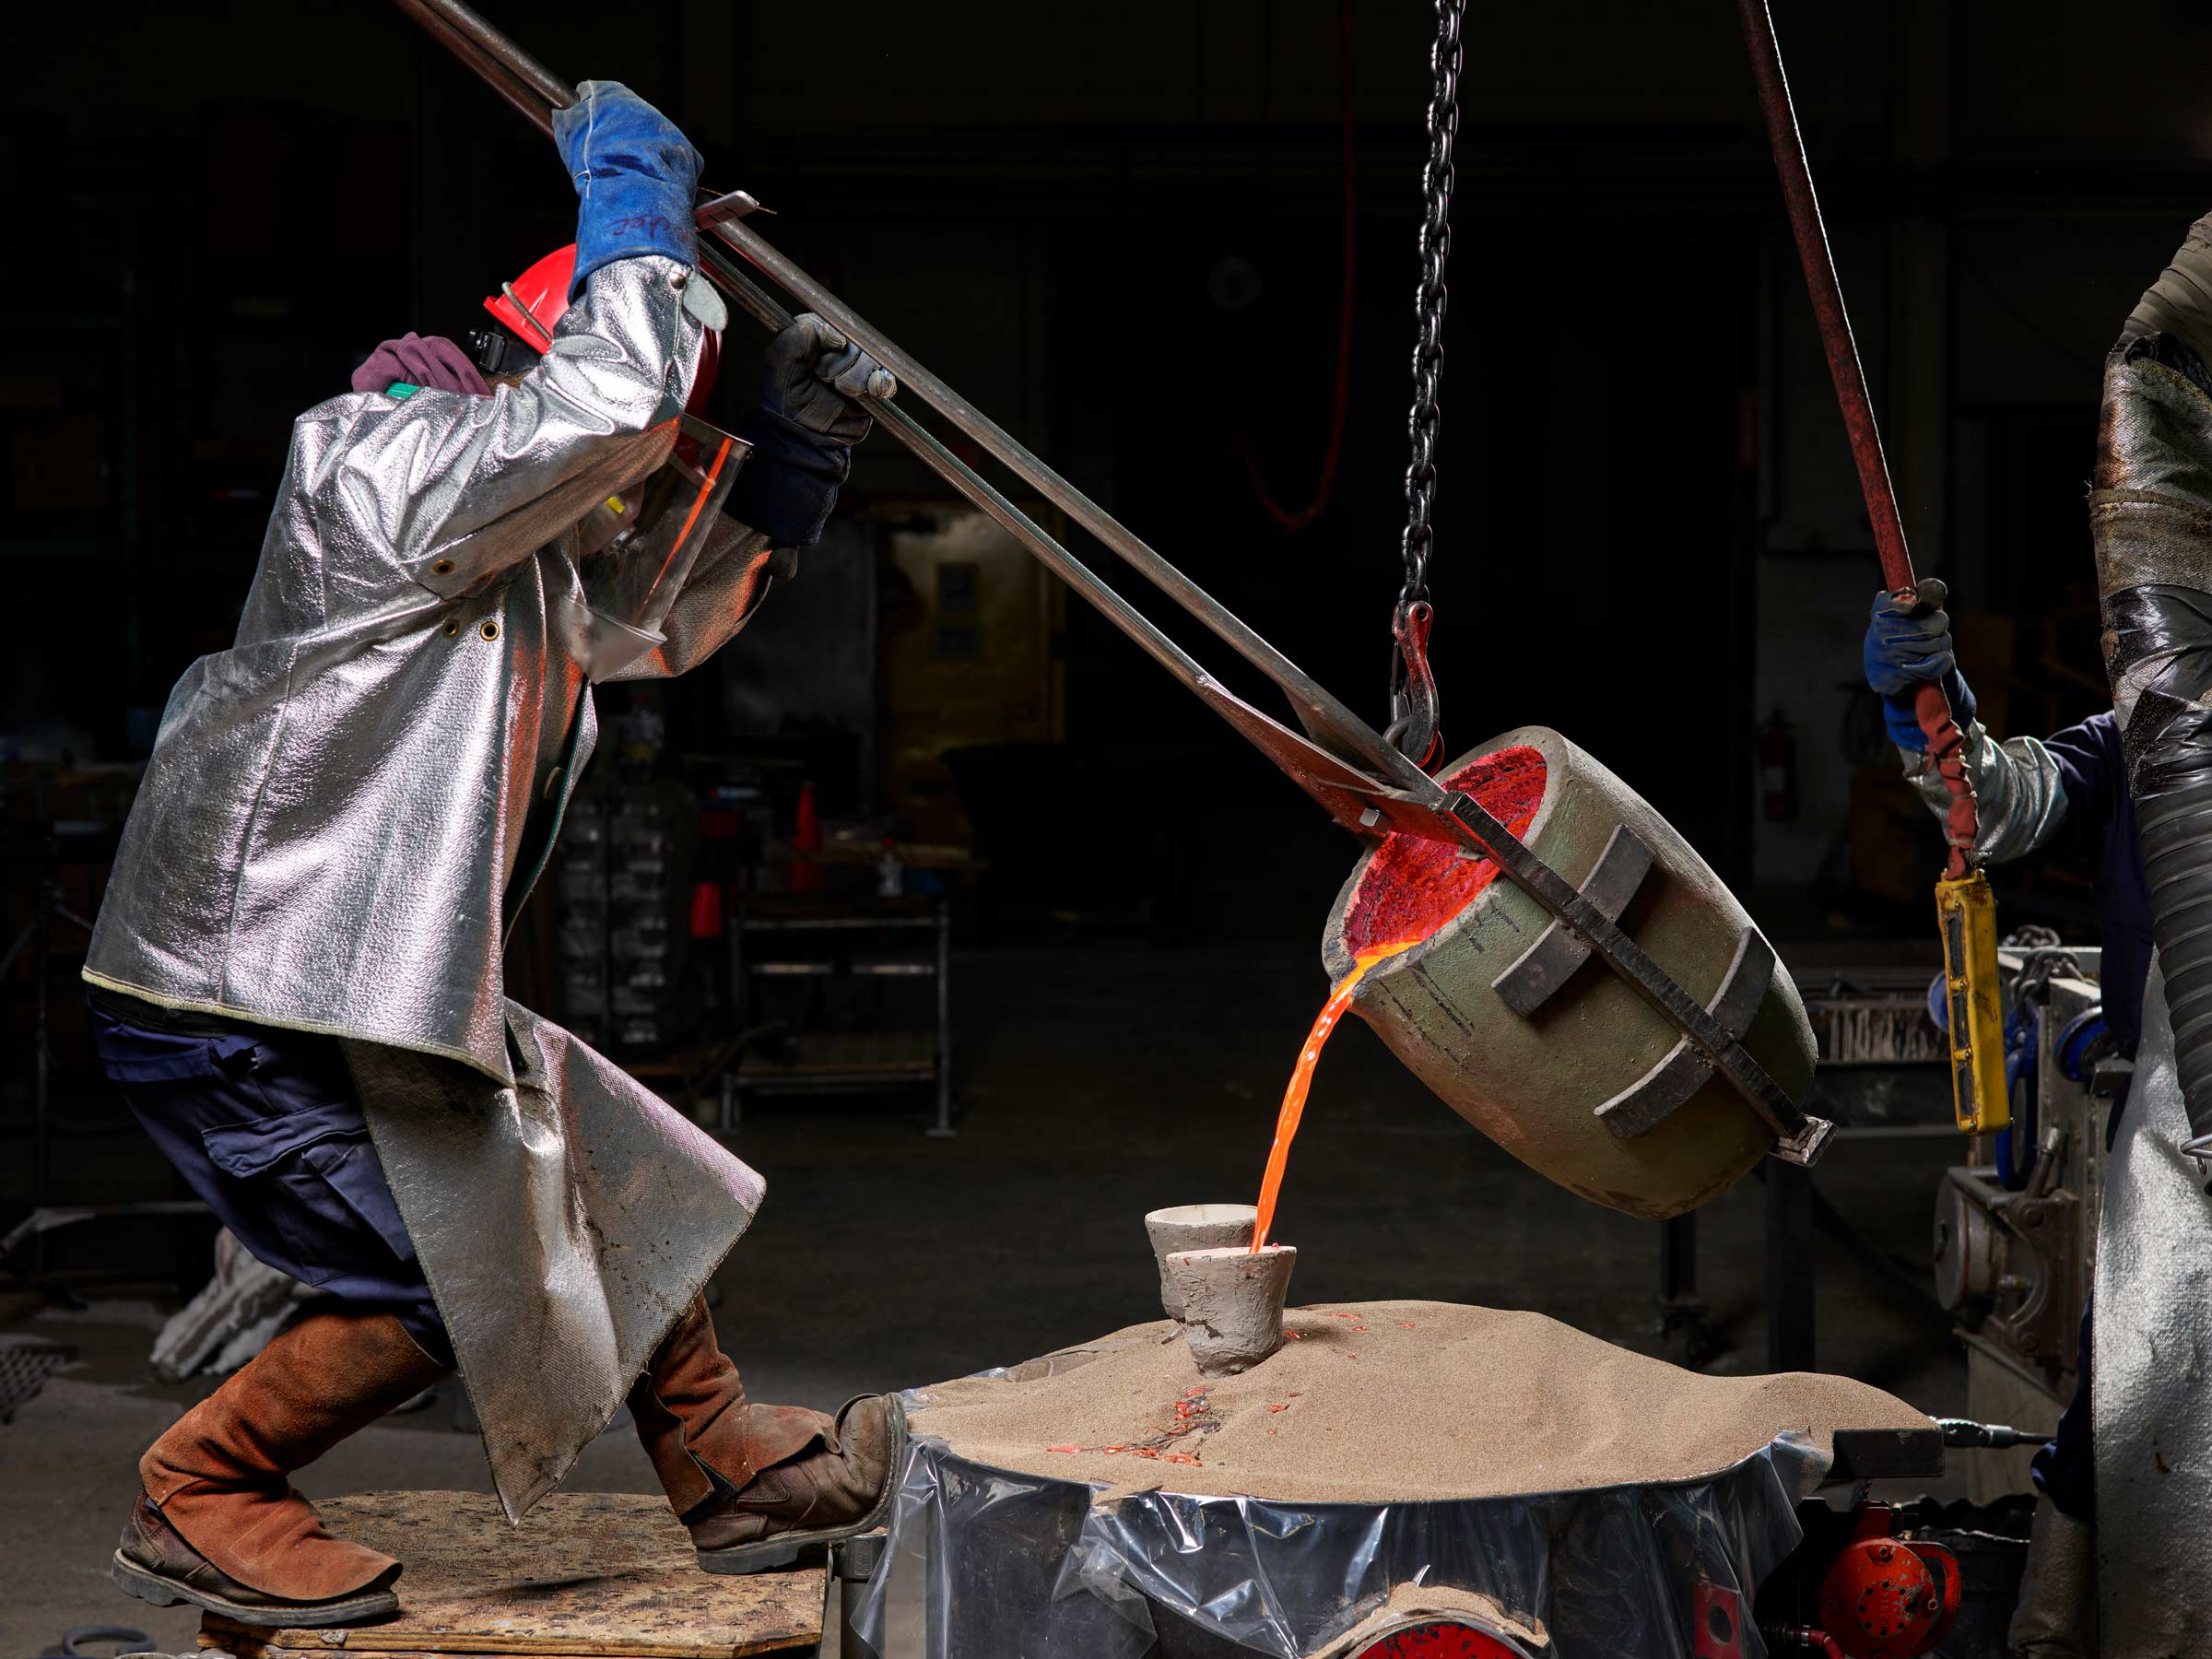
[{"xmin": 0, "ymin": 942, "xmax": 1973, "ymax": 1654}]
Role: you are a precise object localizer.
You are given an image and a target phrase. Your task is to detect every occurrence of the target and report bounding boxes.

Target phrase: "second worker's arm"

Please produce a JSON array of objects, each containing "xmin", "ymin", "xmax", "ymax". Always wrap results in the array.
[{"xmin": 1865, "ymin": 580, "xmax": 2079, "ymax": 862}]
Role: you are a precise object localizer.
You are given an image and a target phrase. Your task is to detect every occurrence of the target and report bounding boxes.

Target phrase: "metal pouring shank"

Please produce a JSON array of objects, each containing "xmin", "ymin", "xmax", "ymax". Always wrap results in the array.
[
  {"xmin": 1734, "ymin": 0, "xmax": 1983, "ymax": 877},
  {"xmin": 393, "ymin": 0, "xmax": 1829, "ymax": 1160}
]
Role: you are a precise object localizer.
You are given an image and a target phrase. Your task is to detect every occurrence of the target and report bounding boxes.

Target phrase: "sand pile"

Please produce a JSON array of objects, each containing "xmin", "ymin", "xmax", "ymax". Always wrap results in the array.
[{"xmin": 911, "ymin": 1300, "xmax": 1929, "ymax": 1505}]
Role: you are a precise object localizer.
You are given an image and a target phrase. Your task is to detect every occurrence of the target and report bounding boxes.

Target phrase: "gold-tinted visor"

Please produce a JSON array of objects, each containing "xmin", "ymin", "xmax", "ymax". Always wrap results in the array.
[{"xmin": 575, "ymin": 413, "xmax": 747, "ymax": 644}]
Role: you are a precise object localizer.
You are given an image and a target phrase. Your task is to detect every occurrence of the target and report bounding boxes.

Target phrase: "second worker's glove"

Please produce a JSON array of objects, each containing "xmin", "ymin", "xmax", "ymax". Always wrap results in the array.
[
  {"xmin": 552, "ymin": 80, "xmax": 703, "ymax": 300},
  {"xmin": 730, "ymin": 314, "xmax": 894, "ymax": 547},
  {"xmin": 1863, "ymin": 578, "xmax": 1977, "ymax": 751}
]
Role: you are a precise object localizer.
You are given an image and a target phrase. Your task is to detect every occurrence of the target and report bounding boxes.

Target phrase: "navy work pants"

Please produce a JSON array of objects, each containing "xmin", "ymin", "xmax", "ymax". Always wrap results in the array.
[
  {"xmin": 89, "ymin": 1001, "xmax": 452, "ymax": 1367},
  {"xmin": 2031, "ymin": 1300, "xmax": 2094, "ymax": 1519}
]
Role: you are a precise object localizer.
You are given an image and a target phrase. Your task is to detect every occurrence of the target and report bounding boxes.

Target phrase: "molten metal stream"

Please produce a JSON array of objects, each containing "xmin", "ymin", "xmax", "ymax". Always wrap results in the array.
[
  {"xmin": 1251, "ymin": 940, "xmax": 1417, "ymax": 1250},
  {"xmin": 1251, "ymin": 744, "xmax": 1547, "ymax": 1252}
]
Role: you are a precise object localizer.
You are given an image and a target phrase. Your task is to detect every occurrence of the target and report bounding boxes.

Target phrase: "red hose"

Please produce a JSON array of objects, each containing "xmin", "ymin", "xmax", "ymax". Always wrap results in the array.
[{"xmin": 1241, "ymin": 0, "xmax": 1356, "ymax": 533}]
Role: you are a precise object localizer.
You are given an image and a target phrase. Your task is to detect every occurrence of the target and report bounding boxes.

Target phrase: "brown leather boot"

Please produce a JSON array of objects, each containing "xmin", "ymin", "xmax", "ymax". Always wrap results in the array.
[
  {"xmin": 111, "ymin": 1310, "xmax": 445, "ymax": 1626},
  {"xmin": 629, "ymin": 1297, "xmax": 904, "ymax": 1574}
]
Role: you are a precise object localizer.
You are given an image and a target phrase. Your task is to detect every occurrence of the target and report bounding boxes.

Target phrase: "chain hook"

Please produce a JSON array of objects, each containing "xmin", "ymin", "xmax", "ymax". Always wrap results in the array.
[
  {"xmin": 1384, "ymin": 598, "xmax": 1441, "ymax": 771},
  {"xmin": 1391, "ymin": 0, "xmax": 1462, "ymax": 768}
]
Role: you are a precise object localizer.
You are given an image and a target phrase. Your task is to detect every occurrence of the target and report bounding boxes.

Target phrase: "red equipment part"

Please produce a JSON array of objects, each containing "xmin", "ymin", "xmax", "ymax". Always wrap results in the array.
[
  {"xmin": 1811, "ymin": 1506, "xmax": 1962, "ymax": 1659},
  {"xmin": 789, "ymin": 781, "xmax": 825, "ymax": 894},
  {"xmin": 1692, "ymin": 1583, "xmax": 1747, "ymax": 1659},
  {"xmin": 687, "ymin": 879, "xmax": 724, "ymax": 940},
  {"xmin": 1732, "ymin": 0, "xmax": 1980, "ymax": 879},
  {"xmin": 484, "ymin": 241, "xmax": 721, "ymax": 412},
  {"xmin": 1352, "ymin": 1620, "xmax": 1531, "ymax": 1659}
]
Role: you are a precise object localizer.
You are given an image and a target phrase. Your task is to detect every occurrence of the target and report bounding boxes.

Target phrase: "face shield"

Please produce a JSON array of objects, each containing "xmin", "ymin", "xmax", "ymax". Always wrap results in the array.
[{"xmin": 571, "ymin": 413, "xmax": 748, "ymax": 677}]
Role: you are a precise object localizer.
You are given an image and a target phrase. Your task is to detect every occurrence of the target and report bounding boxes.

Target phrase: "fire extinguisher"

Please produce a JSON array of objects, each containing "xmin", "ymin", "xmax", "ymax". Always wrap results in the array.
[
  {"xmin": 791, "ymin": 780, "xmax": 826, "ymax": 893},
  {"xmin": 1759, "ymin": 710, "xmax": 1799, "ymax": 823}
]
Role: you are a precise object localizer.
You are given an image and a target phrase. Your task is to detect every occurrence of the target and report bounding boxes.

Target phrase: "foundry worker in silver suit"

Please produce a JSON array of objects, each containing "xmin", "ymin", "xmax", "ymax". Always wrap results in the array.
[
  {"xmin": 2069, "ymin": 209, "xmax": 2212, "ymax": 1659},
  {"xmin": 1865, "ymin": 587, "xmax": 2143, "ymax": 1658},
  {"xmin": 83, "ymin": 82, "xmax": 902, "ymax": 1629},
  {"xmin": 1877, "ymin": 213, "xmax": 2212, "ymax": 1658}
]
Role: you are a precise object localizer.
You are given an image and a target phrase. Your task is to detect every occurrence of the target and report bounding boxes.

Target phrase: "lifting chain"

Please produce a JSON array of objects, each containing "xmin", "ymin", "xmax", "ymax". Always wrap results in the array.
[{"xmin": 1387, "ymin": 0, "xmax": 1464, "ymax": 771}]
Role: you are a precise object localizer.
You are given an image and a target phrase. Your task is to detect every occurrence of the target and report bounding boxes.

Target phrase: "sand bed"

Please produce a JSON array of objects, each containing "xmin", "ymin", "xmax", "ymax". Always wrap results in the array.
[{"xmin": 910, "ymin": 1300, "xmax": 1930, "ymax": 1505}]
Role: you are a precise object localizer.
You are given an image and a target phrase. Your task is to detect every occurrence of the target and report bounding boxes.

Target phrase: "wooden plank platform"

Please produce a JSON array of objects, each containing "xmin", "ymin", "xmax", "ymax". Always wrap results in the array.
[{"xmin": 202, "ymin": 1491, "xmax": 827, "ymax": 1658}]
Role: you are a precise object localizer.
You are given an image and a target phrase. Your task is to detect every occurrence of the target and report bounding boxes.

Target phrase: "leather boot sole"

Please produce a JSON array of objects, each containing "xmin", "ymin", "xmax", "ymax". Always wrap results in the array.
[
  {"xmin": 110, "ymin": 1549, "xmax": 399, "ymax": 1628},
  {"xmin": 696, "ymin": 1395, "xmax": 907, "ymax": 1576}
]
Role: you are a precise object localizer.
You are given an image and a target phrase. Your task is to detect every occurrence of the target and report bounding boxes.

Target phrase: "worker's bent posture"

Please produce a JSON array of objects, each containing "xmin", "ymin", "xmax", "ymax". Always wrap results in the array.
[
  {"xmin": 85, "ymin": 83, "xmax": 899, "ymax": 1628},
  {"xmin": 1865, "ymin": 582, "xmax": 2146, "ymax": 1657}
]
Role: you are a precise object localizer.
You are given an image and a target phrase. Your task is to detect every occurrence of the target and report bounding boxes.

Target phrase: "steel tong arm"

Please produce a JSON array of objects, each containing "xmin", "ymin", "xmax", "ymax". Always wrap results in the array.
[
  {"xmin": 390, "ymin": 0, "xmax": 1823, "ymax": 1156},
  {"xmin": 394, "ymin": 0, "xmax": 1423, "ymax": 795}
]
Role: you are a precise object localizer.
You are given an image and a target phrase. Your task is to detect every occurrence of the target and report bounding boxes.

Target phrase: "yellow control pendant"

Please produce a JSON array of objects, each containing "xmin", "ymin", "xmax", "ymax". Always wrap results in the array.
[{"xmin": 1936, "ymin": 868, "xmax": 2009, "ymax": 1134}]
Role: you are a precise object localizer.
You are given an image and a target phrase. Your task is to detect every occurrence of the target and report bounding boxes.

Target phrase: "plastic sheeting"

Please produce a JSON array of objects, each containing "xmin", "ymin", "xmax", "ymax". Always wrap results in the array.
[{"xmin": 852, "ymin": 1407, "xmax": 1829, "ymax": 1659}]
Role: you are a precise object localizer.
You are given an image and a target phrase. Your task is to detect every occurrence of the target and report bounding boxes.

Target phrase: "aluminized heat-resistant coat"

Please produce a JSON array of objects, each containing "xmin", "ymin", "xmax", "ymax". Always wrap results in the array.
[
  {"xmin": 341, "ymin": 1010, "xmax": 765, "ymax": 1518},
  {"xmin": 2087, "ymin": 214, "xmax": 2212, "ymax": 1653},
  {"xmin": 83, "ymin": 254, "xmax": 777, "ymax": 1519},
  {"xmin": 85, "ymin": 255, "xmax": 753, "ymax": 1076},
  {"xmin": 1900, "ymin": 722, "xmax": 2068, "ymax": 865},
  {"xmin": 2094, "ymin": 962, "xmax": 2212, "ymax": 1658}
]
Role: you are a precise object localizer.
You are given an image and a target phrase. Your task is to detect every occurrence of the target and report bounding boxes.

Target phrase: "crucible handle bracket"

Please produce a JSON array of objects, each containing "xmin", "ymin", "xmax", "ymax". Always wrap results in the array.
[
  {"xmin": 1488, "ymin": 825, "xmax": 1655, "ymax": 1017},
  {"xmin": 1592, "ymin": 927, "xmax": 1831, "ymax": 1164}
]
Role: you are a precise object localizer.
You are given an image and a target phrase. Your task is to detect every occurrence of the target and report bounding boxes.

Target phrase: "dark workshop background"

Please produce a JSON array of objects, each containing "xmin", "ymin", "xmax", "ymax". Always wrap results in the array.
[
  {"xmin": 14, "ymin": 1, "xmax": 2207, "ymax": 932},
  {"xmin": 4, "ymin": 1, "xmax": 2210, "ymax": 1372}
]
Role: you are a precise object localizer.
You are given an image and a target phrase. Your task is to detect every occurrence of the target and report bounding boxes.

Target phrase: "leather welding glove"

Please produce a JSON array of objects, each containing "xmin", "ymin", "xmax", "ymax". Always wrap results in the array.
[
  {"xmin": 761, "ymin": 314, "xmax": 894, "ymax": 445},
  {"xmin": 552, "ymin": 80, "xmax": 704, "ymax": 299},
  {"xmin": 1862, "ymin": 578, "xmax": 1977, "ymax": 750},
  {"xmin": 730, "ymin": 314, "xmax": 894, "ymax": 547}
]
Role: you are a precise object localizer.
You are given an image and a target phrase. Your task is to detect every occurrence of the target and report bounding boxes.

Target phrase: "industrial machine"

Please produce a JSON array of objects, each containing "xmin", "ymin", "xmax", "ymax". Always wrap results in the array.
[{"xmin": 1935, "ymin": 944, "xmax": 2116, "ymax": 1500}]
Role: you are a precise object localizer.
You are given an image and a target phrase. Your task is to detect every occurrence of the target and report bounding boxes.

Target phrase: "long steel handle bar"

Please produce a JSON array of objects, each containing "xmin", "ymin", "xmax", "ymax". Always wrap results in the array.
[
  {"xmin": 394, "ymin": 1, "xmax": 1418, "ymax": 819},
  {"xmin": 398, "ymin": 0, "xmax": 558, "ymax": 134},
  {"xmin": 398, "ymin": 0, "xmax": 1427, "ymax": 797},
  {"xmin": 394, "ymin": 0, "xmax": 1820, "ymax": 1151},
  {"xmin": 1734, "ymin": 0, "xmax": 1910, "ymax": 594}
]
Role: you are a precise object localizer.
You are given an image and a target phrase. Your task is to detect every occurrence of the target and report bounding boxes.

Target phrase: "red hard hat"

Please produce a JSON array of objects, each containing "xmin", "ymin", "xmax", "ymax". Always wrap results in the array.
[
  {"xmin": 484, "ymin": 245, "xmax": 575, "ymax": 353},
  {"xmin": 484, "ymin": 243, "xmax": 720, "ymax": 411}
]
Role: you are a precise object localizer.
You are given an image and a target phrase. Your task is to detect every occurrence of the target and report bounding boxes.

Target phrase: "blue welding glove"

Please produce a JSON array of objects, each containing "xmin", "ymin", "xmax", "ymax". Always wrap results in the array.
[
  {"xmin": 552, "ymin": 80, "xmax": 703, "ymax": 300},
  {"xmin": 1864, "ymin": 579, "xmax": 1977, "ymax": 751},
  {"xmin": 731, "ymin": 314, "xmax": 894, "ymax": 547}
]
